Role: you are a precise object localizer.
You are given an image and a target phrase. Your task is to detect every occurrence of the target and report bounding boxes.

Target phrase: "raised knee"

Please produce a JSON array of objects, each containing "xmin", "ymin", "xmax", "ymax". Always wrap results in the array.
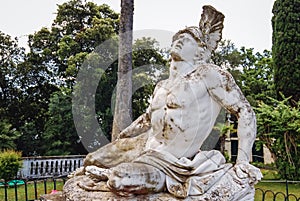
[
  {"xmin": 84, "ymin": 152, "xmax": 106, "ymax": 168},
  {"xmin": 83, "ymin": 153, "xmax": 94, "ymax": 166}
]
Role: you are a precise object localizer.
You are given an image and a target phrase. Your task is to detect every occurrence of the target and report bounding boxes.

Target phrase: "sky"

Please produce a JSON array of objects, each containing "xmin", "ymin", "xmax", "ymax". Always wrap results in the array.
[{"xmin": 0, "ymin": 0, "xmax": 275, "ymax": 52}]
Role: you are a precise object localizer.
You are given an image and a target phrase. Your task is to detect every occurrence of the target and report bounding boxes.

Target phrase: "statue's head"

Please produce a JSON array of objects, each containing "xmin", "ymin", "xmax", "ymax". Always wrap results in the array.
[
  {"xmin": 172, "ymin": 26, "xmax": 206, "ymax": 48},
  {"xmin": 171, "ymin": 5, "xmax": 225, "ymax": 63}
]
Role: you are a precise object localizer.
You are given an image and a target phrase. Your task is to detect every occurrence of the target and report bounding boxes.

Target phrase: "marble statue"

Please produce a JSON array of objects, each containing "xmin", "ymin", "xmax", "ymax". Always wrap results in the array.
[{"xmin": 63, "ymin": 5, "xmax": 262, "ymax": 201}]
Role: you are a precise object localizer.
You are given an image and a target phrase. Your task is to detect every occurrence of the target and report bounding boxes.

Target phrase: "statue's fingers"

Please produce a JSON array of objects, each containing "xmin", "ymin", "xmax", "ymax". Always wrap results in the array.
[
  {"xmin": 235, "ymin": 166, "xmax": 248, "ymax": 179},
  {"xmin": 247, "ymin": 168, "xmax": 262, "ymax": 185}
]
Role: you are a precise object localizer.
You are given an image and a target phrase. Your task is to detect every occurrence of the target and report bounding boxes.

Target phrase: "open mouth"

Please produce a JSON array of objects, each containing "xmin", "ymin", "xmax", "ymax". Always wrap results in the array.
[{"xmin": 171, "ymin": 52, "xmax": 184, "ymax": 61}]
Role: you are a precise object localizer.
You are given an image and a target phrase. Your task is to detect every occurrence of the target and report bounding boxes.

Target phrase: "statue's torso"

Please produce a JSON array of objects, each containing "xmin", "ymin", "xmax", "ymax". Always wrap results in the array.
[{"xmin": 146, "ymin": 67, "xmax": 221, "ymax": 158}]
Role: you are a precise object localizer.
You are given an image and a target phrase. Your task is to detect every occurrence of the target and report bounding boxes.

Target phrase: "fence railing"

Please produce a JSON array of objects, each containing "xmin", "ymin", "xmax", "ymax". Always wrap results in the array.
[
  {"xmin": 0, "ymin": 177, "xmax": 67, "ymax": 201},
  {"xmin": 1, "ymin": 178, "xmax": 300, "ymax": 201},
  {"xmin": 18, "ymin": 155, "xmax": 85, "ymax": 179},
  {"xmin": 255, "ymin": 188, "xmax": 300, "ymax": 201}
]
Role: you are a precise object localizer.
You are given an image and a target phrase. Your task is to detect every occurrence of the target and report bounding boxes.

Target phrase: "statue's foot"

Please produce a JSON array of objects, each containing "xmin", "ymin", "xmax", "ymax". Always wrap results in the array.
[
  {"xmin": 68, "ymin": 167, "xmax": 85, "ymax": 178},
  {"xmin": 85, "ymin": 165, "xmax": 111, "ymax": 181}
]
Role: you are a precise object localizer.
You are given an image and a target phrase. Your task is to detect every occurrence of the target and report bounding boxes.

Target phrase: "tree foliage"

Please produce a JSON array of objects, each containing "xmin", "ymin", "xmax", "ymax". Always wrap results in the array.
[
  {"xmin": 43, "ymin": 88, "xmax": 87, "ymax": 155},
  {"xmin": 28, "ymin": 0, "xmax": 119, "ymax": 86},
  {"xmin": 256, "ymin": 96, "xmax": 300, "ymax": 179},
  {"xmin": 131, "ymin": 37, "xmax": 168, "ymax": 119},
  {"xmin": 0, "ymin": 119, "xmax": 20, "ymax": 150},
  {"xmin": 0, "ymin": 0, "xmax": 120, "ymax": 155},
  {"xmin": 212, "ymin": 40, "xmax": 275, "ymax": 106},
  {"xmin": 266, "ymin": 0, "xmax": 300, "ymax": 179},
  {"xmin": 272, "ymin": 0, "xmax": 300, "ymax": 103},
  {"xmin": 0, "ymin": 32, "xmax": 25, "ymax": 128}
]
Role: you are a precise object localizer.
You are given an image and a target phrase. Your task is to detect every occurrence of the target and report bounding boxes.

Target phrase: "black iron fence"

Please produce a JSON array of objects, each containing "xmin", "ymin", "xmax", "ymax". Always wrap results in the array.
[
  {"xmin": 0, "ymin": 177, "xmax": 67, "ymax": 201},
  {"xmin": 1, "ymin": 178, "xmax": 300, "ymax": 201},
  {"xmin": 256, "ymin": 188, "xmax": 300, "ymax": 201}
]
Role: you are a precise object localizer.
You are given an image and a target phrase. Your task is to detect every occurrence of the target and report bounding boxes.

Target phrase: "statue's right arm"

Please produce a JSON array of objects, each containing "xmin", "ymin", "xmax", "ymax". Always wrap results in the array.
[
  {"xmin": 118, "ymin": 80, "xmax": 165, "ymax": 139},
  {"xmin": 118, "ymin": 112, "xmax": 151, "ymax": 139}
]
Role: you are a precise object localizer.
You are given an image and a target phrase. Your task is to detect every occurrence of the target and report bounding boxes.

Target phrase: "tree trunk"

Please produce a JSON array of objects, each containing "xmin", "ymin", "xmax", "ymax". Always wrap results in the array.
[{"xmin": 112, "ymin": 0, "xmax": 134, "ymax": 141}]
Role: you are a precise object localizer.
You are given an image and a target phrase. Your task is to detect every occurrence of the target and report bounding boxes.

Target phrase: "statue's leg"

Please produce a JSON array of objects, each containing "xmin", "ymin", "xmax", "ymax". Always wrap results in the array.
[
  {"xmin": 84, "ymin": 133, "xmax": 148, "ymax": 168},
  {"xmin": 77, "ymin": 134, "xmax": 148, "ymax": 192},
  {"xmin": 107, "ymin": 162, "xmax": 166, "ymax": 196}
]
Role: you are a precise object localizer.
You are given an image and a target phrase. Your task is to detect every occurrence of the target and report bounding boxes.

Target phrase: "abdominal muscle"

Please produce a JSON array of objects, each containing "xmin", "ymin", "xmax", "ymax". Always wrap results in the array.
[{"xmin": 145, "ymin": 79, "xmax": 221, "ymax": 159}]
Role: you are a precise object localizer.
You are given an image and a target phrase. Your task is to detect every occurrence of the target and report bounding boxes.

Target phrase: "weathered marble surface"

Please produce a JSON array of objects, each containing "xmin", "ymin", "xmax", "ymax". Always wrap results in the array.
[
  {"xmin": 63, "ymin": 5, "xmax": 262, "ymax": 201},
  {"xmin": 40, "ymin": 192, "xmax": 65, "ymax": 201},
  {"xmin": 64, "ymin": 168, "xmax": 255, "ymax": 201}
]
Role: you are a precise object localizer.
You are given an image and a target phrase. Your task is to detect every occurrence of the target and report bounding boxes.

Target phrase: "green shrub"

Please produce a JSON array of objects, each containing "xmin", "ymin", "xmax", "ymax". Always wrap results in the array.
[
  {"xmin": 0, "ymin": 150, "xmax": 22, "ymax": 181},
  {"xmin": 256, "ymin": 96, "xmax": 300, "ymax": 180}
]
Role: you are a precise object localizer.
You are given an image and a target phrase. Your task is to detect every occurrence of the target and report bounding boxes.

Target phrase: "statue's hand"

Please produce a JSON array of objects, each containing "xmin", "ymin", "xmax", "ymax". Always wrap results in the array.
[
  {"xmin": 234, "ymin": 161, "xmax": 263, "ymax": 185},
  {"xmin": 118, "ymin": 130, "xmax": 129, "ymax": 139}
]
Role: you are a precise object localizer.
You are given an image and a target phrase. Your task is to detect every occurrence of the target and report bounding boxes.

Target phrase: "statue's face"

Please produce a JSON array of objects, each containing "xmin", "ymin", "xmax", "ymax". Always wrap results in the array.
[{"xmin": 170, "ymin": 33, "xmax": 201, "ymax": 62}]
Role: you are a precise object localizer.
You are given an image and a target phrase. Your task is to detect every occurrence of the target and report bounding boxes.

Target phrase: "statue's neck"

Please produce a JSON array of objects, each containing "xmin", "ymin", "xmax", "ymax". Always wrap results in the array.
[{"xmin": 169, "ymin": 60, "xmax": 197, "ymax": 79}]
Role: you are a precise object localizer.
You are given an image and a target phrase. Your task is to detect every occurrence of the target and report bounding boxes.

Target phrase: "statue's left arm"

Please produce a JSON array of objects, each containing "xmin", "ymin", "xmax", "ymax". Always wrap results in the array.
[
  {"xmin": 206, "ymin": 66, "xmax": 262, "ymax": 184},
  {"xmin": 206, "ymin": 66, "xmax": 256, "ymax": 164}
]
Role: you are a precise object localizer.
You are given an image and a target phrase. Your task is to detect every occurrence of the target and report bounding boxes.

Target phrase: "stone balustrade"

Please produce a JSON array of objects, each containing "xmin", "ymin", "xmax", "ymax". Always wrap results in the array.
[{"xmin": 18, "ymin": 155, "xmax": 86, "ymax": 179}]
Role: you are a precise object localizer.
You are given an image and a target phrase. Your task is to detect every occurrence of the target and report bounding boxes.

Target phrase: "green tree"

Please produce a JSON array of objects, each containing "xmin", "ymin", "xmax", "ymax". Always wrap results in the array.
[
  {"xmin": 0, "ymin": 31, "xmax": 25, "ymax": 125},
  {"xmin": 73, "ymin": 45, "xmax": 119, "ymax": 151},
  {"xmin": 131, "ymin": 37, "xmax": 168, "ymax": 119},
  {"xmin": 212, "ymin": 40, "xmax": 275, "ymax": 106},
  {"xmin": 26, "ymin": 0, "xmax": 119, "ymax": 88},
  {"xmin": 0, "ymin": 119, "xmax": 20, "ymax": 150},
  {"xmin": 18, "ymin": 122, "xmax": 41, "ymax": 156},
  {"xmin": 212, "ymin": 40, "xmax": 244, "ymax": 70},
  {"xmin": 0, "ymin": 32, "xmax": 26, "ymax": 152},
  {"xmin": 12, "ymin": 40, "xmax": 59, "ymax": 155},
  {"xmin": 272, "ymin": 0, "xmax": 300, "ymax": 103},
  {"xmin": 239, "ymin": 48, "xmax": 275, "ymax": 106},
  {"xmin": 14, "ymin": 0, "xmax": 119, "ymax": 155},
  {"xmin": 53, "ymin": 0, "xmax": 119, "ymax": 85},
  {"xmin": 43, "ymin": 88, "xmax": 87, "ymax": 155}
]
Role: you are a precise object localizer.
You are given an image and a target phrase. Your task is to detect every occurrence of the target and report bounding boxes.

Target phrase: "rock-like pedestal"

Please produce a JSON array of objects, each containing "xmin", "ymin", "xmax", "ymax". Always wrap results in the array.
[
  {"xmin": 40, "ymin": 192, "xmax": 65, "ymax": 201},
  {"xmin": 63, "ymin": 168, "xmax": 255, "ymax": 201}
]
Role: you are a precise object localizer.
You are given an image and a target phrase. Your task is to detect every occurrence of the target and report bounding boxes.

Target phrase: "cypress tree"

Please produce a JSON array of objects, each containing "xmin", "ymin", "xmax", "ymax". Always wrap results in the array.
[{"xmin": 272, "ymin": 0, "xmax": 300, "ymax": 103}]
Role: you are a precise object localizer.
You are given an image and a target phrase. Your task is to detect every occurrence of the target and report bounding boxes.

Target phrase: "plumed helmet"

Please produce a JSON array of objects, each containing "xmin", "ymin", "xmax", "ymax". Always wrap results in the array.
[{"xmin": 172, "ymin": 5, "xmax": 225, "ymax": 52}]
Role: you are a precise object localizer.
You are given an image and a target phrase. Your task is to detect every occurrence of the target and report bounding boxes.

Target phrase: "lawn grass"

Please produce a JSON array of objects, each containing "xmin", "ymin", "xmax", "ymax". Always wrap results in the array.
[
  {"xmin": 0, "ymin": 179, "xmax": 65, "ymax": 201},
  {"xmin": 254, "ymin": 168, "xmax": 300, "ymax": 201},
  {"xmin": 255, "ymin": 181, "xmax": 300, "ymax": 201}
]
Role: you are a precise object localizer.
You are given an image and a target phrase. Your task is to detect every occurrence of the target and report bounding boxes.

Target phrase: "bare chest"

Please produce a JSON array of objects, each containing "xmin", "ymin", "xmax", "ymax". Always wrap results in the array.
[{"xmin": 151, "ymin": 77, "xmax": 208, "ymax": 111}]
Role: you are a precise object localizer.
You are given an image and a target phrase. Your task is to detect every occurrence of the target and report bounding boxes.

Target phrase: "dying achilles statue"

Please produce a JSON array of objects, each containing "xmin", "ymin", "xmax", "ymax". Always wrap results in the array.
[{"xmin": 64, "ymin": 5, "xmax": 262, "ymax": 201}]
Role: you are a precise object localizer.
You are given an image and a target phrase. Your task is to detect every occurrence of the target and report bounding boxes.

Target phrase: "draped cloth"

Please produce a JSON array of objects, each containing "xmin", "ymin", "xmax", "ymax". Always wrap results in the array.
[{"xmin": 133, "ymin": 149, "xmax": 232, "ymax": 198}]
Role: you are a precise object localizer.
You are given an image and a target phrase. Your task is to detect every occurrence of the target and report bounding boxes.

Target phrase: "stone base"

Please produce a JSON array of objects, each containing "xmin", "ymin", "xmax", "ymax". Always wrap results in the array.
[
  {"xmin": 63, "ymin": 167, "xmax": 256, "ymax": 201},
  {"xmin": 40, "ymin": 192, "xmax": 65, "ymax": 201}
]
